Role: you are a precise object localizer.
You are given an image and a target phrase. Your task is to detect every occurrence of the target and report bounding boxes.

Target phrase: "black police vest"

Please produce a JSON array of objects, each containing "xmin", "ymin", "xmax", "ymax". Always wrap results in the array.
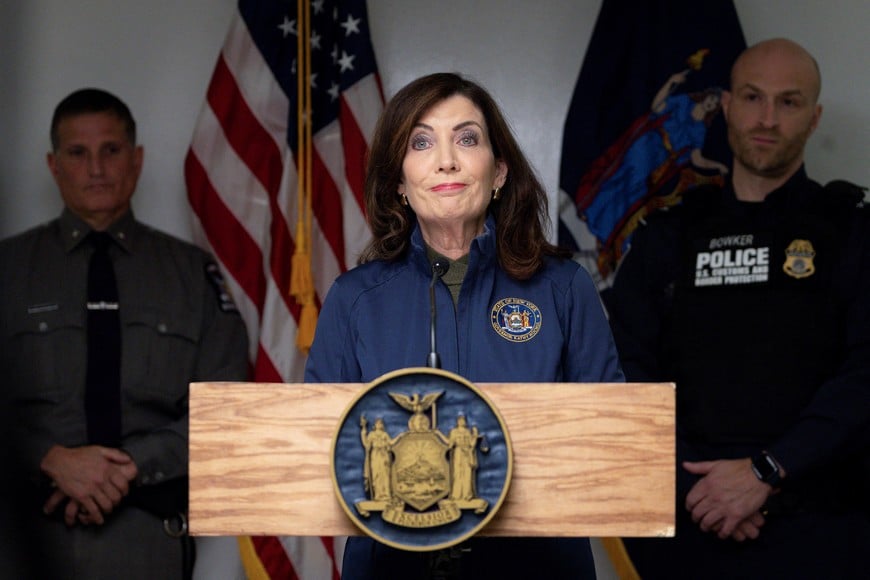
[{"xmin": 664, "ymin": 183, "xmax": 857, "ymax": 446}]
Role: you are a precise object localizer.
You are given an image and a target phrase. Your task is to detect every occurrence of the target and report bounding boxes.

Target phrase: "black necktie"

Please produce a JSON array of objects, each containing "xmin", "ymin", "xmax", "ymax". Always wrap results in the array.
[{"xmin": 85, "ymin": 231, "xmax": 122, "ymax": 446}]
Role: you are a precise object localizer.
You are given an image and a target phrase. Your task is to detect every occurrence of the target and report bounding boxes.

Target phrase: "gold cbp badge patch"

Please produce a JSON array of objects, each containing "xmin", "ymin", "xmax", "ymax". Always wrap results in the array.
[
  {"xmin": 331, "ymin": 368, "xmax": 513, "ymax": 551},
  {"xmin": 782, "ymin": 239, "xmax": 816, "ymax": 279}
]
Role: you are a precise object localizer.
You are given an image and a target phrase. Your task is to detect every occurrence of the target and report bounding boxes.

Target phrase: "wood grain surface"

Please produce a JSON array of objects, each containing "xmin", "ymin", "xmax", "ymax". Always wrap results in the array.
[{"xmin": 189, "ymin": 381, "xmax": 674, "ymax": 537}]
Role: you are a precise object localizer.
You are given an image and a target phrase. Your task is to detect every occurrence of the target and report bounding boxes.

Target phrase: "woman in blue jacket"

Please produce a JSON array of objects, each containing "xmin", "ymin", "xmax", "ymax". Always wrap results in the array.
[{"xmin": 306, "ymin": 72, "xmax": 623, "ymax": 579}]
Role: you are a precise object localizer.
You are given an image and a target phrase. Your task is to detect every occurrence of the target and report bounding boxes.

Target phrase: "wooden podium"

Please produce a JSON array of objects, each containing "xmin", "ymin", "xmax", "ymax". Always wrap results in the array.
[{"xmin": 189, "ymin": 381, "xmax": 674, "ymax": 538}]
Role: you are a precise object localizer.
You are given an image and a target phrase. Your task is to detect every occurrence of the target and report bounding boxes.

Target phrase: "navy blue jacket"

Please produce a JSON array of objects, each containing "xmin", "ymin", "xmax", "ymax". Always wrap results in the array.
[
  {"xmin": 307, "ymin": 216, "xmax": 623, "ymax": 385},
  {"xmin": 306, "ymin": 215, "xmax": 623, "ymax": 579}
]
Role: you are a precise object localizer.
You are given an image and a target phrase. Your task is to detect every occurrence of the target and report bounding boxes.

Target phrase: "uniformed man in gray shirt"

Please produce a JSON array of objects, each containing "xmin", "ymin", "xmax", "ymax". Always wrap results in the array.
[{"xmin": 0, "ymin": 88, "xmax": 249, "ymax": 579}]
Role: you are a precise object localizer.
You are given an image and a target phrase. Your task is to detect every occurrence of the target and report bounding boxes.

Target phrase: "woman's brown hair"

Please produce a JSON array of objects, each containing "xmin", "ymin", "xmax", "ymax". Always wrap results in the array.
[{"xmin": 359, "ymin": 72, "xmax": 567, "ymax": 279}]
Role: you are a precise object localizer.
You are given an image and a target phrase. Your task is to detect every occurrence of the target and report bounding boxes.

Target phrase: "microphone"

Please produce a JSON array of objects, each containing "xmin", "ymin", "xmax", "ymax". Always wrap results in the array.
[{"xmin": 427, "ymin": 260, "xmax": 450, "ymax": 369}]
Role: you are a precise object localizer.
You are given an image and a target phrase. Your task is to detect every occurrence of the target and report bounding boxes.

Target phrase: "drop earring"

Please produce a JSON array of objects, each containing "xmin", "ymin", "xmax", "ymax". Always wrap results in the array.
[{"xmin": 492, "ymin": 187, "xmax": 501, "ymax": 201}]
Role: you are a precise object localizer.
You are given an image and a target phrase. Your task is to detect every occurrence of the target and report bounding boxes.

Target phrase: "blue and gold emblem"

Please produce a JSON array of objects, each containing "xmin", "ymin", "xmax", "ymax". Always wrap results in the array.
[
  {"xmin": 331, "ymin": 368, "xmax": 513, "ymax": 551},
  {"xmin": 490, "ymin": 298, "xmax": 542, "ymax": 342}
]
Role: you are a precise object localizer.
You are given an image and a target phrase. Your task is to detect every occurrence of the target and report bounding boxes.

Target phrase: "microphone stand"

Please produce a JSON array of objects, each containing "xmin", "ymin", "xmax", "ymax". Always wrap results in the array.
[{"xmin": 427, "ymin": 260, "xmax": 450, "ymax": 369}]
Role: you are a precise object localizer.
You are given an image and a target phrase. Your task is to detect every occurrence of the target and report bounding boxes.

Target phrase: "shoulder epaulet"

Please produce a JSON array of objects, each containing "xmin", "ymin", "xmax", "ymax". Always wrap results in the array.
[{"xmin": 824, "ymin": 179, "xmax": 866, "ymax": 209}]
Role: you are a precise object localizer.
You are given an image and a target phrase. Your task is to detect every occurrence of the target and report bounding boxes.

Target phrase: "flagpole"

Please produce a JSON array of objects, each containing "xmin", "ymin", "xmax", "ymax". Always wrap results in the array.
[{"xmin": 291, "ymin": 0, "xmax": 318, "ymax": 352}]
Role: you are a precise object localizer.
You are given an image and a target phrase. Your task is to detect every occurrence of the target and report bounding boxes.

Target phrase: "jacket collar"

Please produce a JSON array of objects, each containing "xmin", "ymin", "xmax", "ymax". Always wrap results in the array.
[
  {"xmin": 408, "ymin": 213, "xmax": 497, "ymax": 275},
  {"xmin": 723, "ymin": 166, "xmax": 821, "ymax": 215},
  {"xmin": 59, "ymin": 208, "xmax": 137, "ymax": 254}
]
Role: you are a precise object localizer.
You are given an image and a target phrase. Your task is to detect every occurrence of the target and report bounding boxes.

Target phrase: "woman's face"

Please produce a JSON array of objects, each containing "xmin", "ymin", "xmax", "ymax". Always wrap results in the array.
[{"xmin": 398, "ymin": 95, "xmax": 507, "ymax": 236}]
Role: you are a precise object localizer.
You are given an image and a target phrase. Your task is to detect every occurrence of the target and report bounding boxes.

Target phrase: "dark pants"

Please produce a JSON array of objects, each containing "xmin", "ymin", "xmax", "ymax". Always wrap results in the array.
[
  {"xmin": 23, "ymin": 505, "xmax": 189, "ymax": 580},
  {"xmin": 625, "ymin": 507, "xmax": 870, "ymax": 580},
  {"xmin": 341, "ymin": 536, "xmax": 596, "ymax": 580}
]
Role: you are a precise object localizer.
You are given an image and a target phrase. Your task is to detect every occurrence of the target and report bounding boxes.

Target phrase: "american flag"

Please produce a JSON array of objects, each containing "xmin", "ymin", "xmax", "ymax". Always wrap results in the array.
[{"xmin": 185, "ymin": 0, "xmax": 383, "ymax": 577}]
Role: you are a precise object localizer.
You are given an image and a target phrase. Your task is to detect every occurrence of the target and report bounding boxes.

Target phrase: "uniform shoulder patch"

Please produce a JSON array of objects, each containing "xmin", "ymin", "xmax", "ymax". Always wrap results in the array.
[{"xmin": 205, "ymin": 261, "xmax": 239, "ymax": 312}]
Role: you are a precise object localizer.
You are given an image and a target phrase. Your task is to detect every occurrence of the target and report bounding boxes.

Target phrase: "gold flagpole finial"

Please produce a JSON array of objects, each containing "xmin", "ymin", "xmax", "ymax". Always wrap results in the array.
[{"xmin": 687, "ymin": 49, "xmax": 710, "ymax": 71}]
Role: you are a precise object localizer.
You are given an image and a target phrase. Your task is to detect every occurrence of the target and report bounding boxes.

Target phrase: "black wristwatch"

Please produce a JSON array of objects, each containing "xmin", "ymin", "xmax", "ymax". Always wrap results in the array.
[{"xmin": 750, "ymin": 451, "xmax": 783, "ymax": 487}]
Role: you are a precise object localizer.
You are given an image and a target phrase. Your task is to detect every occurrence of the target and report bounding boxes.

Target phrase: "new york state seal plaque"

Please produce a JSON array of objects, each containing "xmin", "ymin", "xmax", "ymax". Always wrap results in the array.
[{"xmin": 331, "ymin": 367, "xmax": 513, "ymax": 551}]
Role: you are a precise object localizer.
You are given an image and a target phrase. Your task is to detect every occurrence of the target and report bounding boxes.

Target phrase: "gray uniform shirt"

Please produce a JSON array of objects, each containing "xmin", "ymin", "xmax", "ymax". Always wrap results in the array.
[
  {"xmin": 1, "ymin": 208, "xmax": 248, "ymax": 492},
  {"xmin": 1, "ymin": 209, "xmax": 249, "ymax": 578}
]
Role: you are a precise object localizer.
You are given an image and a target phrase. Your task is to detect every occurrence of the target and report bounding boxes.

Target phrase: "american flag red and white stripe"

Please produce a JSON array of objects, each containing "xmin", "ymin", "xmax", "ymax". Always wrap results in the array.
[{"xmin": 185, "ymin": 0, "xmax": 383, "ymax": 577}]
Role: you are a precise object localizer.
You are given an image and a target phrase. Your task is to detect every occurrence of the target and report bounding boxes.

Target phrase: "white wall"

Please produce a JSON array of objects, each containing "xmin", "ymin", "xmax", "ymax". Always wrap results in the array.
[
  {"xmin": 0, "ymin": 0, "xmax": 237, "ymax": 239},
  {"xmin": 2, "ymin": 1, "xmax": 868, "ymax": 242},
  {"xmin": 2, "ymin": 1, "xmax": 868, "ymax": 577}
]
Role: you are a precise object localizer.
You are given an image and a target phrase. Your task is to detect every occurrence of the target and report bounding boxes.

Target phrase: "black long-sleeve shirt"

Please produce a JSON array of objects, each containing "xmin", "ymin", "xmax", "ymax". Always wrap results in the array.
[{"xmin": 607, "ymin": 168, "xmax": 869, "ymax": 498}]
